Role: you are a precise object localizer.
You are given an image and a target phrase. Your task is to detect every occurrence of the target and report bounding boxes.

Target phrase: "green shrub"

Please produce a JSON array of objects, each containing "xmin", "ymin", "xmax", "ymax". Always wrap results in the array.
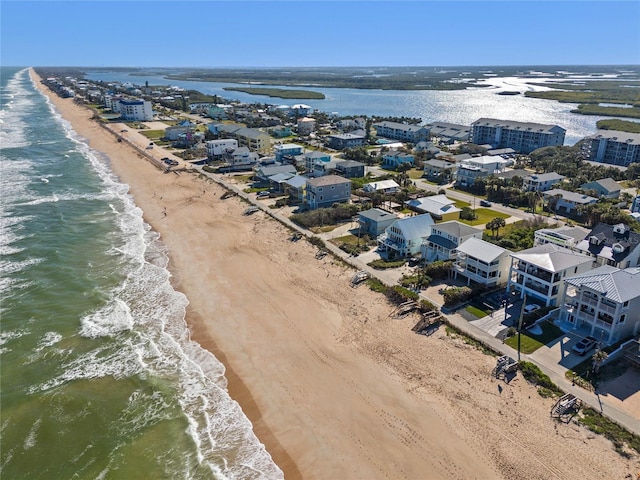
[
  {"xmin": 579, "ymin": 407, "xmax": 640, "ymax": 455},
  {"xmin": 442, "ymin": 286, "xmax": 473, "ymax": 306},
  {"xmin": 368, "ymin": 259, "xmax": 406, "ymax": 269},
  {"xmin": 519, "ymin": 361, "xmax": 563, "ymax": 396},
  {"xmin": 309, "ymin": 236, "xmax": 325, "ymax": 249}
]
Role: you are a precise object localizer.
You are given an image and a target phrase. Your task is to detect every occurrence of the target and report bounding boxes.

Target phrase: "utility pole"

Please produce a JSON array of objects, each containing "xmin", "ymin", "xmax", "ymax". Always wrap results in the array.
[{"xmin": 517, "ymin": 295, "xmax": 527, "ymax": 362}]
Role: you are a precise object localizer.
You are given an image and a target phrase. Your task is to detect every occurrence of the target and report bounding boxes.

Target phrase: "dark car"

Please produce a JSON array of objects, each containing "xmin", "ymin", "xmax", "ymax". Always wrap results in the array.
[
  {"xmin": 480, "ymin": 200, "xmax": 492, "ymax": 207},
  {"xmin": 572, "ymin": 336, "xmax": 597, "ymax": 356}
]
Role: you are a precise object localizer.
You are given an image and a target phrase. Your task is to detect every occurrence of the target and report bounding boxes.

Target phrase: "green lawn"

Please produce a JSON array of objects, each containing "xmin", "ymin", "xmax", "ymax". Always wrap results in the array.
[
  {"xmin": 465, "ymin": 305, "xmax": 489, "ymax": 318},
  {"xmin": 505, "ymin": 322, "xmax": 564, "ymax": 354},
  {"xmin": 453, "ymin": 199, "xmax": 471, "ymax": 208},
  {"xmin": 459, "ymin": 208, "xmax": 509, "ymax": 226},
  {"xmin": 408, "ymin": 168, "xmax": 424, "ymax": 179},
  {"xmin": 139, "ymin": 130, "xmax": 165, "ymax": 140}
]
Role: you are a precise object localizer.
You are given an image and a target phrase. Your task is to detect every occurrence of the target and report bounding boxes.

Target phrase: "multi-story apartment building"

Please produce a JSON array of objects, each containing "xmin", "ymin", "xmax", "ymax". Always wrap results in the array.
[
  {"xmin": 327, "ymin": 133, "xmax": 366, "ymax": 150},
  {"xmin": 373, "ymin": 121, "xmax": 430, "ymax": 143},
  {"xmin": 118, "ymin": 99, "xmax": 154, "ymax": 121},
  {"xmin": 453, "ymin": 238, "xmax": 512, "ymax": 288},
  {"xmin": 506, "ymin": 243, "xmax": 593, "ymax": 307},
  {"xmin": 420, "ymin": 221, "xmax": 483, "ymax": 263},
  {"xmin": 471, "ymin": 118, "xmax": 566, "ymax": 154},
  {"xmin": 560, "ymin": 266, "xmax": 640, "ymax": 345},
  {"xmin": 234, "ymin": 127, "xmax": 271, "ymax": 154},
  {"xmin": 581, "ymin": 130, "xmax": 640, "ymax": 167},
  {"xmin": 304, "ymin": 175, "xmax": 351, "ymax": 210},
  {"xmin": 575, "ymin": 223, "xmax": 640, "ymax": 269}
]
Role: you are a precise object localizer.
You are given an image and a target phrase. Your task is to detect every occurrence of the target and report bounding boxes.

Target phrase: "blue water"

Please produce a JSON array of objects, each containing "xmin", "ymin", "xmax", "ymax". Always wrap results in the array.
[
  {"xmin": 0, "ymin": 67, "xmax": 282, "ymax": 479},
  {"xmin": 85, "ymin": 69, "xmax": 634, "ymax": 145}
]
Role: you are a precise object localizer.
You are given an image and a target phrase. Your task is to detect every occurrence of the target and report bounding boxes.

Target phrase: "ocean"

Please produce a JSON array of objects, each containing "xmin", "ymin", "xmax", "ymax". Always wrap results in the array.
[{"xmin": 0, "ymin": 67, "xmax": 283, "ymax": 479}]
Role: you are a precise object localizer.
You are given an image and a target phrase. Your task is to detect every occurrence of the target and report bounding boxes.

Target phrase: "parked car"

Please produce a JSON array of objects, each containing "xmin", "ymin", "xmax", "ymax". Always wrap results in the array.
[
  {"xmin": 480, "ymin": 200, "xmax": 492, "ymax": 207},
  {"xmin": 257, "ymin": 191, "xmax": 271, "ymax": 198},
  {"xmin": 524, "ymin": 304, "xmax": 540, "ymax": 314},
  {"xmin": 572, "ymin": 336, "xmax": 597, "ymax": 356}
]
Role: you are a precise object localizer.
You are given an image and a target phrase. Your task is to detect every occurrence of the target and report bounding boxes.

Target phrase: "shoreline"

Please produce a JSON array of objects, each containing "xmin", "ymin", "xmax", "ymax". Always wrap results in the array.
[{"xmin": 31, "ymin": 69, "xmax": 638, "ymax": 480}]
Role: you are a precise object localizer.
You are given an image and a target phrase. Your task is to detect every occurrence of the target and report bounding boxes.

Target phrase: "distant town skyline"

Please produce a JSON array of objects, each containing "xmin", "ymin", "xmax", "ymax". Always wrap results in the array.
[{"xmin": 2, "ymin": 1, "xmax": 639, "ymax": 67}]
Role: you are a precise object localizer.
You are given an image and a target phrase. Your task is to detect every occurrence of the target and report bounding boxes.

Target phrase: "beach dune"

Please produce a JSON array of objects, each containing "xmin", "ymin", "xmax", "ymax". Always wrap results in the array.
[{"xmin": 32, "ymin": 69, "xmax": 637, "ymax": 480}]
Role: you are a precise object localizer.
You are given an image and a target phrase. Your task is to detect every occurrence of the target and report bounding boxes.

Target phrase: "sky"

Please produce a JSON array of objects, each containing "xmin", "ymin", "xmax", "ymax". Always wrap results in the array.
[{"xmin": 1, "ymin": 1, "xmax": 639, "ymax": 67}]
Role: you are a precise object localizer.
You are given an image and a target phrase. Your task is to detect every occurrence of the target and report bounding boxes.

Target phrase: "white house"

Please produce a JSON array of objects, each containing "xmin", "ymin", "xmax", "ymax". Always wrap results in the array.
[
  {"xmin": 405, "ymin": 195, "xmax": 461, "ymax": 221},
  {"xmin": 453, "ymin": 238, "xmax": 512, "ymax": 287},
  {"xmin": 534, "ymin": 225, "xmax": 590, "ymax": 251},
  {"xmin": 523, "ymin": 172, "xmax": 565, "ymax": 192},
  {"xmin": 506, "ymin": 243, "xmax": 593, "ymax": 307},
  {"xmin": 297, "ymin": 117, "xmax": 316, "ymax": 135},
  {"xmin": 363, "ymin": 179, "xmax": 400, "ymax": 194},
  {"xmin": 542, "ymin": 189, "xmax": 598, "ymax": 215},
  {"xmin": 420, "ymin": 221, "xmax": 483, "ymax": 263},
  {"xmin": 560, "ymin": 266, "xmax": 640, "ymax": 345},
  {"xmin": 206, "ymin": 139, "xmax": 239, "ymax": 159},
  {"xmin": 378, "ymin": 214, "xmax": 435, "ymax": 258}
]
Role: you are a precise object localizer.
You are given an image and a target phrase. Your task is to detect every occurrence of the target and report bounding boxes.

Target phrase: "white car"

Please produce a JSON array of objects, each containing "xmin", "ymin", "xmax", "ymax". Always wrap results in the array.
[{"xmin": 524, "ymin": 304, "xmax": 540, "ymax": 314}]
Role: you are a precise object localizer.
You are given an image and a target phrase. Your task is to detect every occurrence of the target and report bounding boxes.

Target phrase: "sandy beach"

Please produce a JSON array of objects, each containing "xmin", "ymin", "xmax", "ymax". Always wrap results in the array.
[{"xmin": 32, "ymin": 69, "xmax": 639, "ymax": 480}]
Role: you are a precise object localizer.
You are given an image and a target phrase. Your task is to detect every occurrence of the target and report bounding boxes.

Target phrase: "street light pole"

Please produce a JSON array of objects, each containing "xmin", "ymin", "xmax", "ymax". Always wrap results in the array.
[{"xmin": 517, "ymin": 294, "xmax": 527, "ymax": 362}]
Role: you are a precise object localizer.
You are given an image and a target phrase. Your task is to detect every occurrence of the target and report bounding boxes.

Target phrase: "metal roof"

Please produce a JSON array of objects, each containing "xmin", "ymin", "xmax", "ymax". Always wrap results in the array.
[
  {"xmin": 565, "ymin": 266, "xmax": 640, "ymax": 303},
  {"xmin": 455, "ymin": 237, "xmax": 511, "ymax": 263},
  {"xmin": 510, "ymin": 243, "xmax": 592, "ymax": 272}
]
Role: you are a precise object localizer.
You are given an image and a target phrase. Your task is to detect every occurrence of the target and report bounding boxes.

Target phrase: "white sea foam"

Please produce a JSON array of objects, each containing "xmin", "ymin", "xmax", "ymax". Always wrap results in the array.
[
  {"xmin": 23, "ymin": 418, "xmax": 41, "ymax": 451},
  {"xmin": 80, "ymin": 298, "xmax": 134, "ymax": 338},
  {"xmin": 35, "ymin": 331, "xmax": 63, "ymax": 351},
  {"xmin": 28, "ymin": 75, "xmax": 285, "ymax": 479}
]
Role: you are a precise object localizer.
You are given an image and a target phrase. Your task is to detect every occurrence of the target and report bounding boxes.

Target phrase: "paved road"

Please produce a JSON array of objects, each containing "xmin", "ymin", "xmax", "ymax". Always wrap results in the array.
[{"xmin": 190, "ymin": 165, "xmax": 639, "ymax": 436}]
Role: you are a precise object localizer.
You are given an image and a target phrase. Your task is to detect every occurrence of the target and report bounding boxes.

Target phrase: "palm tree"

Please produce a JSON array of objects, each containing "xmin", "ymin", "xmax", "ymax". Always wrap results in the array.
[
  {"xmin": 592, "ymin": 349, "xmax": 608, "ymax": 374},
  {"xmin": 487, "ymin": 217, "xmax": 506, "ymax": 239}
]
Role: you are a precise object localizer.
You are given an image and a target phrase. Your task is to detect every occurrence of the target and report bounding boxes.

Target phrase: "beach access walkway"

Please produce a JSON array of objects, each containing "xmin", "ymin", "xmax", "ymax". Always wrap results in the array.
[{"xmin": 189, "ymin": 163, "xmax": 640, "ymax": 437}]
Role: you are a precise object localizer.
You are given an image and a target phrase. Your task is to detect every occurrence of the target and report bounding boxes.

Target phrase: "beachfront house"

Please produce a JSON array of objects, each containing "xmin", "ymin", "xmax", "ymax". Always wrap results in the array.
[
  {"xmin": 363, "ymin": 179, "xmax": 400, "ymax": 194},
  {"xmin": 580, "ymin": 178, "xmax": 621, "ymax": 199},
  {"xmin": 471, "ymin": 118, "xmax": 566, "ymax": 154},
  {"xmin": 453, "ymin": 238, "xmax": 512, "ymax": 287},
  {"xmin": 420, "ymin": 221, "xmax": 483, "ymax": 263},
  {"xmin": 506, "ymin": 243, "xmax": 593, "ymax": 307},
  {"xmin": 165, "ymin": 125, "xmax": 192, "ymax": 141},
  {"xmin": 304, "ymin": 175, "xmax": 352, "ymax": 210},
  {"xmin": 382, "ymin": 150, "xmax": 415, "ymax": 170},
  {"xmin": 574, "ymin": 223, "xmax": 640, "ymax": 269},
  {"xmin": 227, "ymin": 147, "xmax": 259, "ymax": 170},
  {"xmin": 334, "ymin": 160, "xmax": 365, "ymax": 179},
  {"xmin": 542, "ymin": 189, "xmax": 598, "ymax": 215},
  {"xmin": 327, "ymin": 133, "xmax": 366, "ymax": 150},
  {"xmin": 283, "ymin": 175, "xmax": 308, "ymax": 204},
  {"xmin": 377, "ymin": 214, "xmax": 435, "ymax": 258},
  {"xmin": 522, "ymin": 172, "xmax": 566, "ymax": 192},
  {"xmin": 560, "ymin": 266, "xmax": 640, "ymax": 345},
  {"xmin": 405, "ymin": 195, "xmax": 461, "ymax": 222},
  {"xmin": 206, "ymin": 139, "xmax": 239, "ymax": 160},
  {"xmin": 254, "ymin": 164, "xmax": 297, "ymax": 184},
  {"xmin": 358, "ymin": 208, "xmax": 399, "ymax": 238}
]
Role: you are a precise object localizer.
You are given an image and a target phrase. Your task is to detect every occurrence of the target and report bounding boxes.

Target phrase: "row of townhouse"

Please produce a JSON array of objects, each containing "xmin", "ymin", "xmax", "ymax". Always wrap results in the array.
[{"xmin": 470, "ymin": 118, "xmax": 566, "ymax": 154}]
